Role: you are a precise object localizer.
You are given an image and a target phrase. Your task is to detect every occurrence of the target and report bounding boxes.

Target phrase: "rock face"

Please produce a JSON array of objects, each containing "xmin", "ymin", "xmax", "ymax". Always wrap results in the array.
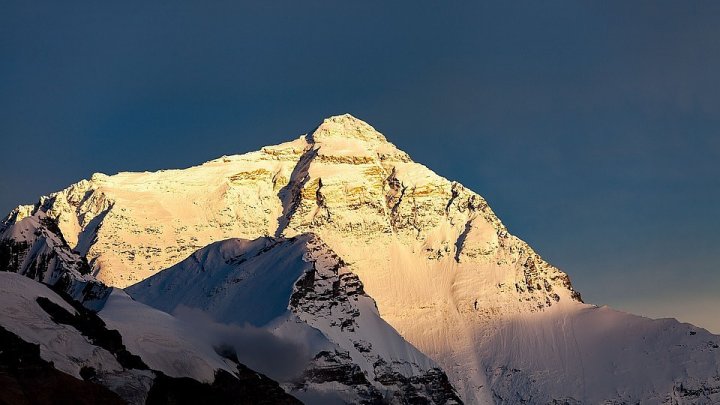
[
  {"xmin": 0, "ymin": 202, "xmax": 109, "ymax": 306},
  {"xmin": 1, "ymin": 113, "xmax": 719, "ymax": 403}
]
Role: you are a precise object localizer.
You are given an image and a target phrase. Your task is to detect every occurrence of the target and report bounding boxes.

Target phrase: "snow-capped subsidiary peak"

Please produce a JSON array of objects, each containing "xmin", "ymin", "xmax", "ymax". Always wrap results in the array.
[
  {"xmin": 127, "ymin": 233, "xmax": 461, "ymax": 404},
  {"xmin": 1, "ymin": 114, "xmax": 718, "ymax": 404}
]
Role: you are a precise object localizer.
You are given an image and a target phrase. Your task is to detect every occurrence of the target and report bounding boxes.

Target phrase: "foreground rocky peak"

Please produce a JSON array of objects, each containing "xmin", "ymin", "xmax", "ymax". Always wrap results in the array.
[{"xmin": 127, "ymin": 233, "xmax": 461, "ymax": 404}]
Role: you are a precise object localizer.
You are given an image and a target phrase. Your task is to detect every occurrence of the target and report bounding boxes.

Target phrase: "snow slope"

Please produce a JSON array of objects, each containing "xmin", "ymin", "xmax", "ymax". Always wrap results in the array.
[
  {"xmin": 0, "ymin": 272, "xmax": 119, "ymax": 378},
  {"xmin": 476, "ymin": 304, "xmax": 720, "ymax": 403},
  {"xmin": 0, "ymin": 273, "xmax": 304, "ymax": 404},
  {"xmin": 98, "ymin": 288, "xmax": 235, "ymax": 383},
  {"xmin": 0, "ymin": 272, "xmax": 153, "ymax": 403},
  {"xmin": 2, "ymin": 113, "xmax": 719, "ymax": 403}
]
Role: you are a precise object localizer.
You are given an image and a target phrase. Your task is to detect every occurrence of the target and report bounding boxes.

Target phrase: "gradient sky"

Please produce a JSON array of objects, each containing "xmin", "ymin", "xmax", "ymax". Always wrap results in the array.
[{"xmin": 2, "ymin": 2, "xmax": 718, "ymax": 333}]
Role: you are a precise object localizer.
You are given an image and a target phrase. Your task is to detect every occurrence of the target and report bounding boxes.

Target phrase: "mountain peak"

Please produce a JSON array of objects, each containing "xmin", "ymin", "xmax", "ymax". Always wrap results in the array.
[{"xmin": 309, "ymin": 113, "xmax": 388, "ymax": 144}]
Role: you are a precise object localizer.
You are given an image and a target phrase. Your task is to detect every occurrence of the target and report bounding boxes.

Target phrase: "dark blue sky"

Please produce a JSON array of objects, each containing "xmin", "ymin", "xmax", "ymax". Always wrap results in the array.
[{"xmin": 2, "ymin": 2, "xmax": 719, "ymax": 332}]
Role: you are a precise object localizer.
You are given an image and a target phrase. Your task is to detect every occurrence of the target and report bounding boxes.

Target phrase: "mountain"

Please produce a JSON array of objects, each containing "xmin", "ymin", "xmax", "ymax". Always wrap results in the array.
[{"xmin": 1, "ymin": 113, "xmax": 719, "ymax": 403}]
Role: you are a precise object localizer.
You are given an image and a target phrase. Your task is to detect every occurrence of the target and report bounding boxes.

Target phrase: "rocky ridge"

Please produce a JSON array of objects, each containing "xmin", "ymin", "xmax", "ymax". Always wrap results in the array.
[{"xmin": 0, "ymin": 201, "xmax": 108, "ymax": 306}]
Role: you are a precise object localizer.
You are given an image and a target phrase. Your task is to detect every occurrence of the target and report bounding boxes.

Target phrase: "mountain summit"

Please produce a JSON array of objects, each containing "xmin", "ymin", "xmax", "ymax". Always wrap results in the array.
[
  {"xmin": 310, "ymin": 113, "xmax": 390, "ymax": 143},
  {"xmin": 2, "ymin": 114, "xmax": 719, "ymax": 404}
]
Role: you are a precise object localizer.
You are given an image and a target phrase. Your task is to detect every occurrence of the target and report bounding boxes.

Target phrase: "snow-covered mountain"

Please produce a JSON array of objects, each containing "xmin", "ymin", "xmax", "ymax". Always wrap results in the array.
[
  {"xmin": 0, "ymin": 272, "xmax": 301, "ymax": 404},
  {"xmin": 127, "ymin": 234, "xmax": 460, "ymax": 404},
  {"xmin": 1, "ymin": 113, "xmax": 719, "ymax": 403}
]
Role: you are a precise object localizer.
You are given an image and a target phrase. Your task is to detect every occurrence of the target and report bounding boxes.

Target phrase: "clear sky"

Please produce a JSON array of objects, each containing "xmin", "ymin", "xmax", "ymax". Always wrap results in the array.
[{"xmin": 2, "ymin": 2, "xmax": 718, "ymax": 333}]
